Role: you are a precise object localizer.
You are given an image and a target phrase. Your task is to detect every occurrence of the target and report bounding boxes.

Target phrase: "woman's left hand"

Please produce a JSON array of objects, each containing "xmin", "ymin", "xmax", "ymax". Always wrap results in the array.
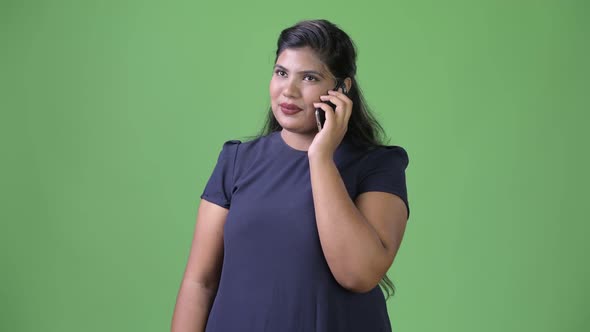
[{"xmin": 308, "ymin": 88, "xmax": 353, "ymax": 159}]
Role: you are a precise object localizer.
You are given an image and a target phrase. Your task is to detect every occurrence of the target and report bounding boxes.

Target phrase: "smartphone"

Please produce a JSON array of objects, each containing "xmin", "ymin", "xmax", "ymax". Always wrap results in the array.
[{"xmin": 315, "ymin": 80, "xmax": 348, "ymax": 131}]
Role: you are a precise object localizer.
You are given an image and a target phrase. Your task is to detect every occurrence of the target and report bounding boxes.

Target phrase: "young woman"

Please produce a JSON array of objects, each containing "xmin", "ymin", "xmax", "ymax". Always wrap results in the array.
[{"xmin": 171, "ymin": 19, "xmax": 410, "ymax": 332}]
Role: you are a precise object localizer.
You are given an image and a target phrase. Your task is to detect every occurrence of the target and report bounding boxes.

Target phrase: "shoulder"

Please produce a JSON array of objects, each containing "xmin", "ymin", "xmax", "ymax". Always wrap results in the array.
[
  {"xmin": 218, "ymin": 133, "xmax": 267, "ymax": 151},
  {"xmin": 360, "ymin": 145, "xmax": 409, "ymax": 169},
  {"xmin": 215, "ymin": 139, "xmax": 241, "ymax": 161},
  {"xmin": 216, "ymin": 133, "xmax": 274, "ymax": 165},
  {"xmin": 220, "ymin": 139, "xmax": 241, "ymax": 152},
  {"xmin": 354, "ymin": 144, "xmax": 410, "ymax": 216},
  {"xmin": 222, "ymin": 134, "xmax": 271, "ymax": 153}
]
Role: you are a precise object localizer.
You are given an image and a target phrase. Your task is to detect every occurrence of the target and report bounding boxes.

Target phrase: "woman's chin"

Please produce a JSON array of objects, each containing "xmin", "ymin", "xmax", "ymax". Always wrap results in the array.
[
  {"xmin": 272, "ymin": 111, "xmax": 315, "ymax": 133},
  {"xmin": 279, "ymin": 122, "xmax": 317, "ymax": 135}
]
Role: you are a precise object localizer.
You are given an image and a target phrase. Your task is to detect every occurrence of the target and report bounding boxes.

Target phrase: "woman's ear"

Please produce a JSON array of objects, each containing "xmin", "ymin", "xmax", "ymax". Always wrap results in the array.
[{"xmin": 344, "ymin": 77, "xmax": 352, "ymax": 93}]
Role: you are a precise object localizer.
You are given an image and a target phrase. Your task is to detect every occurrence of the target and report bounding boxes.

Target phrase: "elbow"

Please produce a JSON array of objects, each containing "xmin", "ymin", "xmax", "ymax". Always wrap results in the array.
[
  {"xmin": 330, "ymin": 251, "xmax": 394, "ymax": 293},
  {"xmin": 335, "ymin": 272, "xmax": 383, "ymax": 294}
]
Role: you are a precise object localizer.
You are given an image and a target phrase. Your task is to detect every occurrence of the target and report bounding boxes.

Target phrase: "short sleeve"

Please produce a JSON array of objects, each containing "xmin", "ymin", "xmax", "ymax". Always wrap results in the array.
[
  {"xmin": 357, "ymin": 146, "xmax": 410, "ymax": 218},
  {"xmin": 200, "ymin": 140, "xmax": 241, "ymax": 209}
]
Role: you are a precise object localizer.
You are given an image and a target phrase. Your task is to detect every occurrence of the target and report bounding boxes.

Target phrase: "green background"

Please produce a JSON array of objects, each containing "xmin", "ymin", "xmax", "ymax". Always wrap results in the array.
[{"xmin": 1, "ymin": 0, "xmax": 588, "ymax": 331}]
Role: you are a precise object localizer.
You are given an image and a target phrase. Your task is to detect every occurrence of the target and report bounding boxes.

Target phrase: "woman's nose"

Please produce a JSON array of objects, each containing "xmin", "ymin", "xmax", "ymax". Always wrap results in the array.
[{"xmin": 282, "ymin": 80, "xmax": 300, "ymax": 98}]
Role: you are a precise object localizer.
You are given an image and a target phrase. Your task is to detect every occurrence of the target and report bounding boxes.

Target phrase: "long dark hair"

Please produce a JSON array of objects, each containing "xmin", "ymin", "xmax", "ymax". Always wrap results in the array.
[
  {"xmin": 248, "ymin": 19, "xmax": 397, "ymax": 300},
  {"xmin": 250, "ymin": 19, "xmax": 391, "ymax": 150}
]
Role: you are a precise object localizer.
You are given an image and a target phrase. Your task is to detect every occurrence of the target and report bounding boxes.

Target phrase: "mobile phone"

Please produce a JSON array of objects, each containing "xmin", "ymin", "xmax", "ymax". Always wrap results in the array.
[{"xmin": 315, "ymin": 80, "xmax": 348, "ymax": 131}]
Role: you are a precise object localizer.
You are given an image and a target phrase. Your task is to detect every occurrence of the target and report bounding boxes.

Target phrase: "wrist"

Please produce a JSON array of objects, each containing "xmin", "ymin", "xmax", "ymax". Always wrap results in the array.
[{"xmin": 308, "ymin": 151, "xmax": 334, "ymax": 165}]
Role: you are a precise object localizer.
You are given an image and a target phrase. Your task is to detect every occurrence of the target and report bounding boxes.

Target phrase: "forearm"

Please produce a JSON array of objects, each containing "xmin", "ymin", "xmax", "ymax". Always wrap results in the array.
[
  {"xmin": 308, "ymin": 154, "xmax": 388, "ymax": 292},
  {"xmin": 171, "ymin": 279, "xmax": 217, "ymax": 332}
]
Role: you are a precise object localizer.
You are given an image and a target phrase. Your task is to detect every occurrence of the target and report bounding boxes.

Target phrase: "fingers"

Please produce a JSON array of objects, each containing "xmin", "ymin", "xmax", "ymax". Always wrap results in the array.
[
  {"xmin": 313, "ymin": 88, "xmax": 353, "ymax": 129},
  {"xmin": 326, "ymin": 89, "xmax": 352, "ymax": 110},
  {"xmin": 313, "ymin": 102, "xmax": 336, "ymax": 126},
  {"xmin": 320, "ymin": 91, "xmax": 351, "ymax": 112},
  {"xmin": 327, "ymin": 88, "xmax": 349, "ymax": 99},
  {"xmin": 331, "ymin": 88, "xmax": 353, "ymax": 124}
]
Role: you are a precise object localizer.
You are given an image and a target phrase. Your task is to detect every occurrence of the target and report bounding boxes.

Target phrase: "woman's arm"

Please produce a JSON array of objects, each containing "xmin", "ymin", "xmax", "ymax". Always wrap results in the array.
[
  {"xmin": 308, "ymin": 155, "xmax": 408, "ymax": 293},
  {"xmin": 171, "ymin": 199, "xmax": 227, "ymax": 332}
]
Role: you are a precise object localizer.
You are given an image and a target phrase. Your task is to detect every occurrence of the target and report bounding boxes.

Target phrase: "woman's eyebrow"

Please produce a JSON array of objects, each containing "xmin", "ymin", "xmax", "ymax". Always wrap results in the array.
[{"xmin": 274, "ymin": 64, "xmax": 326, "ymax": 78}]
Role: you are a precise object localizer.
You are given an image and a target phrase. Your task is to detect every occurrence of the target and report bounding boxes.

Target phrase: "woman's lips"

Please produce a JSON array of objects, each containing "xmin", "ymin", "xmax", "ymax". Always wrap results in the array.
[{"xmin": 279, "ymin": 103, "xmax": 303, "ymax": 115}]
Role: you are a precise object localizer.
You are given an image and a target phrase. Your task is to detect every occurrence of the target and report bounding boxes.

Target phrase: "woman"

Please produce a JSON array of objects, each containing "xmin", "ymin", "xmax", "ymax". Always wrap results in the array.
[{"xmin": 171, "ymin": 19, "xmax": 410, "ymax": 332}]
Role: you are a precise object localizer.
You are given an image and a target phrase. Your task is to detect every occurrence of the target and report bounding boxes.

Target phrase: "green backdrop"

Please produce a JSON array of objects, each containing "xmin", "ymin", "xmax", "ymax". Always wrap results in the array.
[{"xmin": 1, "ymin": 0, "xmax": 588, "ymax": 331}]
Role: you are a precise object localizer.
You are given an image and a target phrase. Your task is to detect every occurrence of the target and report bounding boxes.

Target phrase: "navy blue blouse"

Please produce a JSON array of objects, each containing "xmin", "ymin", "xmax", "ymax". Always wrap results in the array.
[{"xmin": 200, "ymin": 130, "xmax": 409, "ymax": 332}]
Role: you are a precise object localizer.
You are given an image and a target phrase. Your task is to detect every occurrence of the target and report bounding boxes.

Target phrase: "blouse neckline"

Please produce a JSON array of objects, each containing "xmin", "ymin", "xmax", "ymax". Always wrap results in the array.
[{"xmin": 272, "ymin": 131, "xmax": 310, "ymax": 155}]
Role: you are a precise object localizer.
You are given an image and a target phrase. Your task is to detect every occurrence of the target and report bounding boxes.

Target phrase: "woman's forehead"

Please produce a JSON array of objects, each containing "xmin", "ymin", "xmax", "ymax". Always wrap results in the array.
[{"xmin": 276, "ymin": 47, "xmax": 331, "ymax": 74}]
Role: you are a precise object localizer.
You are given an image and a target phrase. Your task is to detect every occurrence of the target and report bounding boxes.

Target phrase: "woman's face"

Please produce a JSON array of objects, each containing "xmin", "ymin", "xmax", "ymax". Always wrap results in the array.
[{"xmin": 269, "ymin": 47, "xmax": 337, "ymax": 135}]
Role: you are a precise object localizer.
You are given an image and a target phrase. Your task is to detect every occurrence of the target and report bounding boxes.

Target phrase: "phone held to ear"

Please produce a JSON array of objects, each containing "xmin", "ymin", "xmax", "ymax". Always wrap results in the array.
[{"xmin": 315, "ymin": 80, "xmax": 348, "ymax": 131}]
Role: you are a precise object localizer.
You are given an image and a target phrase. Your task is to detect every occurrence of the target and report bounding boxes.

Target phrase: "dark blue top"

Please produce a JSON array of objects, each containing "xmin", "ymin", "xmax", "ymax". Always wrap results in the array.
[{"xmin": 200, "ymin": 130, "xmax": 409, "ymax": 332}]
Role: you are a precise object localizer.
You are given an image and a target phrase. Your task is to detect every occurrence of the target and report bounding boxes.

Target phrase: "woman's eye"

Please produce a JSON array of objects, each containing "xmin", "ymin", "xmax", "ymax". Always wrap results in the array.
[
  {"xmin": 275, "ymin": 70, "xmax": 287, "ymax": 77},
  {"xmin": 304, "ymin": 75, "xmax": 318, "ymax": 82}
]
